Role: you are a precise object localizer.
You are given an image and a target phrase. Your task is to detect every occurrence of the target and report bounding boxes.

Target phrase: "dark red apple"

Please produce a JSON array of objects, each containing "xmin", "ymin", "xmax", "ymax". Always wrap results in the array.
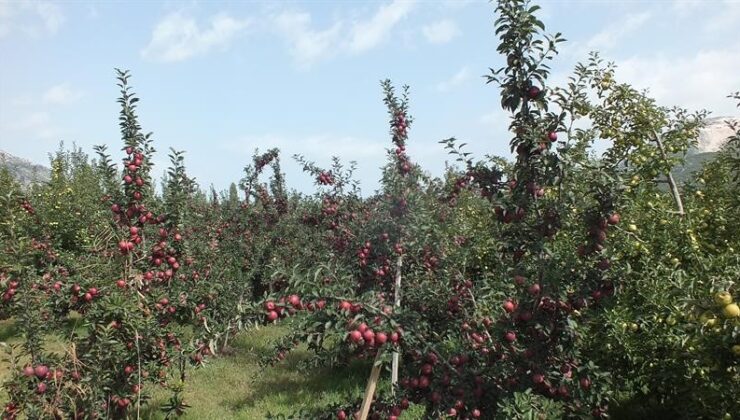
[
  {"xmin": 528, "ymin": 283, "xmax": 541, "ymax": 295},
  {"xmin": 34, "ymin": 365, "xmax": 49, "ymax": 379},
  {"xmin": 527, "ymin": 86, "xmax": 541, "ymax": 99},
  {"xmin": 607, "ymin": 213, "xmax": 621, "ymax": 225},
  {"xmin": 503, "ymin": 299, "xmax": 516, "ymax": 313}
]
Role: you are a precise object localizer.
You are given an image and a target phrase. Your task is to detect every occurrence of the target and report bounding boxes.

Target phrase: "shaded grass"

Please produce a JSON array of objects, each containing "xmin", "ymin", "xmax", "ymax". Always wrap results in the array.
[
  {"xmin": 0, "ymin": 315, "xmax": 82, "ymax": 400},
  {"xmin": 144, "ymin": 326, "xmax": 423, "ymax": 419},
  {"xmin": 2, "ymin": 320, "xmax": 423, "ymax": 418}
]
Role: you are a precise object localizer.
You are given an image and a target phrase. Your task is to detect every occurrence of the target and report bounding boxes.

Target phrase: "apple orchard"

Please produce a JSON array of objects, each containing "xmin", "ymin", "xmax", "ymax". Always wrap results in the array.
[{"xmin": 1, "ymin": 1, "xmax": 739, "ymax": 419}]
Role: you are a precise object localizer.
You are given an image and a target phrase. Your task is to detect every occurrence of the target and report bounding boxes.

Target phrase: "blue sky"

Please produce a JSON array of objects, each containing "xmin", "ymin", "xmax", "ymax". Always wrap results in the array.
[{"xmin": 1, "ymin": 0, "xmax": 739, "ymax": 195}]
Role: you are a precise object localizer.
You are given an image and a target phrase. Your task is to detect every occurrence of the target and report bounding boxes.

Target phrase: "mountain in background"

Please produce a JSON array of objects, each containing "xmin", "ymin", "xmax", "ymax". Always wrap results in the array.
[
  {"xmin": 0, "ymin": 150, "xmax": 51, "ymax": 187},
  {"xmin": 672, "ymin": 116, "xmax": 739, "ymax": 184}
]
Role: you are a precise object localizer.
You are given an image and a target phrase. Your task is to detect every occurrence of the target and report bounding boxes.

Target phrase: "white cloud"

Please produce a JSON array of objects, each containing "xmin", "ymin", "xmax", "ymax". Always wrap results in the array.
[
  {"xmin": 42, "ymin": 83, "xmax": 83, "ymax": 105},
  {"xmin": 615, "ymin": 48, "xmax": 740, "ymax": 116},
  {"xmin": 586, "ymin": 12, "xmax": 651, "ymax": 51},
  {"xmin": 672, "ymin": 0, "xmax": 703, "ymax": 17},
  {"xmin": 4, "ymin": 112, "xmax": 59, "ymax": 141},
  {"xmin": 34, "ymin": 1, "xmax": 63, "ymax": 33},
  {"xmin": 273, "ymin": 1, "xmax": 416, "ymax": 68},
  {"xmin": 422, "ymin": 19, "xmax": 460, "ymax": 44},
  {"xmin": 273, "ymin": 11, "xmax": 344, "ymax": 68},
  {"xmin": 347, "ymin": 0, "xmax": 416, "ymax": 53},
  {"xmin": 479, "ymin": 109, "xmax": 507, "ymax": 128},
  {"xmin": 0, "ymin": 1, "xmax": 64, "ymax": 38},
  {"xmin": 141, "ymin": 12, "xmax": 251, "ymax": 62},
  {"xmin": 703, "ymin": 0, "xmax": 740, "ymax": 34},
  {"xmin": 436, "ymin": 66, "xmax": 471, "ymax": 92}
]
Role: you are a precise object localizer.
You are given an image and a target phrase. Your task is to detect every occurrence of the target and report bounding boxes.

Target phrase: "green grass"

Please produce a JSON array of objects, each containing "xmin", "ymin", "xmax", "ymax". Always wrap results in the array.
[
  {"xmin": 145, "ymin": 326, "xmax": 373, "ymax": 419},
  {"xmin": 2, "ymin": 320, "xmax": 423, "ymax": 418},
  {"xmin": 0, "ymin": 315, "xmax": 83, "ymax": 401}
]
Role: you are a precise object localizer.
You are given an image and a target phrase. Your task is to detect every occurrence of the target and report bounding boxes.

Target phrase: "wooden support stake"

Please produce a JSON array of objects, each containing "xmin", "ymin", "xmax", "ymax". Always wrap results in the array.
[
  {"xmin": 391, "ymin": 255, "xmax": 402, "ymax": 389},
  {"xmin": 359, "ymin": 352, "xmax": 383, "ymax": 420}
]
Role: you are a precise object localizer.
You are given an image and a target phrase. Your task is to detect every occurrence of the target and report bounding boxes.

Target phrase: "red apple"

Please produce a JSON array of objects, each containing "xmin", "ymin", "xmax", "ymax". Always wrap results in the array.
[
  {"xmin": 514, "ymin": 275, "xmax": 526, "ymax": 286},
  {"xmin": 34, "ymin": 365, "xmax": 49, "ymax": 379},
  {"xmin": 527, "ymin": 86, "xmax": 541, "ymax": 99},
  {"xmin": 503, "ymin": 299, "xmax": 516, "ymax": 313},
  {"xmin": 504, "ymin": 331, "xmax": 517, "ymax": 342},
  {"xmin": 22, "ymin": 366, "xmax": 34, "ymax": 377},
  {"xmin": 349, "ymin": 330, "xmax": 362, "ymax": 343},
  {"xmin": 528, "ymin": 283, "xmax": 541, "ymax": 295},
  {"xmin": 607, "ymin": 213, "xmax": 621, "ymax": 225}
]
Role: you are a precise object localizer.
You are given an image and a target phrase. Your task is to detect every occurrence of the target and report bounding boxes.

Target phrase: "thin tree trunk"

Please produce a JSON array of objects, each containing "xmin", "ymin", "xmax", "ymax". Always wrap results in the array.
[{"xmin": 653, "ymin": 130, "xmax": 685, "ymax": 216}]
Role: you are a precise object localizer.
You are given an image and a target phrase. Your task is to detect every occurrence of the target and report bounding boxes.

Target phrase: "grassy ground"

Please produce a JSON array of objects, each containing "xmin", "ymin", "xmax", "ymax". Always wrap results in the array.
[
  {"xmin": 144, "ymin": 326, "xmax": 374, "ymax": 419},
  {"xmin": 1, "ymin": 320, "xmax": 423, "ymax": 419},
  {"xmin": 0, "ymin": 317, "xmax": 74, "ymax": 401}
]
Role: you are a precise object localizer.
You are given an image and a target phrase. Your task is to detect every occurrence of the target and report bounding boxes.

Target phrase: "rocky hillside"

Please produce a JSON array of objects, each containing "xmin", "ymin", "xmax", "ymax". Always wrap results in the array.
[
  {"xmin": 0, "ymin": 150, "xmax": 50, "ymax": 187},
  {"xmin": 671, "ymin": 116, "xmax": 739, "ymax": 184},
  {"xmin": 693, "ymin": 116, "xmax": 739, "ymax": 153}
]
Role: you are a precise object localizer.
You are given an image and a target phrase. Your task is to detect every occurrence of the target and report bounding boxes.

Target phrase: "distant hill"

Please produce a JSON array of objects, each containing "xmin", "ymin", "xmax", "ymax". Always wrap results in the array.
[
  {"xmin": 672, "ymin": 152, "xmax": 717, "ymax": 185},
  {"xmin": 671, "ymin": 116, "xmax": 738, "ymax": 184},
  {"xmin": 0, "ymin": 150, "xmax": 50, "ymax": 188},
  {"xmin": 693, "ymin": 116, "xmax": 738, "ymax": 153}
]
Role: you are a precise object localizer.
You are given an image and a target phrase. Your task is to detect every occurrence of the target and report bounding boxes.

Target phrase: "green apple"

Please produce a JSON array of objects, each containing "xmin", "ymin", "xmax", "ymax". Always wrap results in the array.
[
  {"xmin": 714, "ymin": 291, "xmax": 733, "ymax": 306},
  {"xmin": 722, "ymin": 303, "xmax": 739, "ymax": 318}
]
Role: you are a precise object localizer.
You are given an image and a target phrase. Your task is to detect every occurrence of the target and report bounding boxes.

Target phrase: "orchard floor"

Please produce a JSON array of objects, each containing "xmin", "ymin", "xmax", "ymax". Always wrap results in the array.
[{"xmin": 0, "ymin": 320, "xmax": 423, "ymax": 419}]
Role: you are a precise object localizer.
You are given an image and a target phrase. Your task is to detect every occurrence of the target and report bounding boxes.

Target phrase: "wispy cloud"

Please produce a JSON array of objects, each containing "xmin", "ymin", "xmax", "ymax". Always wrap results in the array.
[
  {"xmin": 274, "ymin": 0, "xmax": 416, "ymax": 68},
  {"xmin": 273, "ymin": 11, "xmax": 344, "ymax": 68},
  {"xmin": 437, "ymin": 66, "xmax": 471, "ymax": 92},
  {"xmin": 141, "ymin": 12, "xmax": 251, "ymax": 62},
  {"xmin": 616, "ymin": 47, "xmax": 740, "ymax": 116},
  {"xmin": 671, "ymin": 0, "xmax": 703, "ymax": 17},
  {"xmin": 422, "ymin": 19, "xmax": 460, "ymax": 44},
  {"xmin": 703, "ymin": 0, "xmax": 740, "ymax": 34},
  {"xmin": 347, "ymin": 0, "xmax": 415, "ymax": 53},
  {"xmin": 0, "ymin": 1, "xmax": 64, "ymax": 38},
  {"xmin": 4, "ymin": 112, "xmax": 60, "ymax": 141},
  {"xmin": 479, "ymin": 109, "xmax": 506, "ymax": 128},
  {"xmin": 42, "ymin": 83, "xmax": 83, "ymax": 105},
  {"xmin": 586, "ymin": 12, "xmax": 651, "ymax": 51}
]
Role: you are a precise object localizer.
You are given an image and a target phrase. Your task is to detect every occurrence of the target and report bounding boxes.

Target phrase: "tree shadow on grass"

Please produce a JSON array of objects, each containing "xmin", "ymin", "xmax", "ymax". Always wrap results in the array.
[
  {"xmin": 227, "ymin": 349, "xmax": 370, "ymax": 415},
  {"xmin": 0, "ymin": 320, "xmax": 19, "ymax": 342}
]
